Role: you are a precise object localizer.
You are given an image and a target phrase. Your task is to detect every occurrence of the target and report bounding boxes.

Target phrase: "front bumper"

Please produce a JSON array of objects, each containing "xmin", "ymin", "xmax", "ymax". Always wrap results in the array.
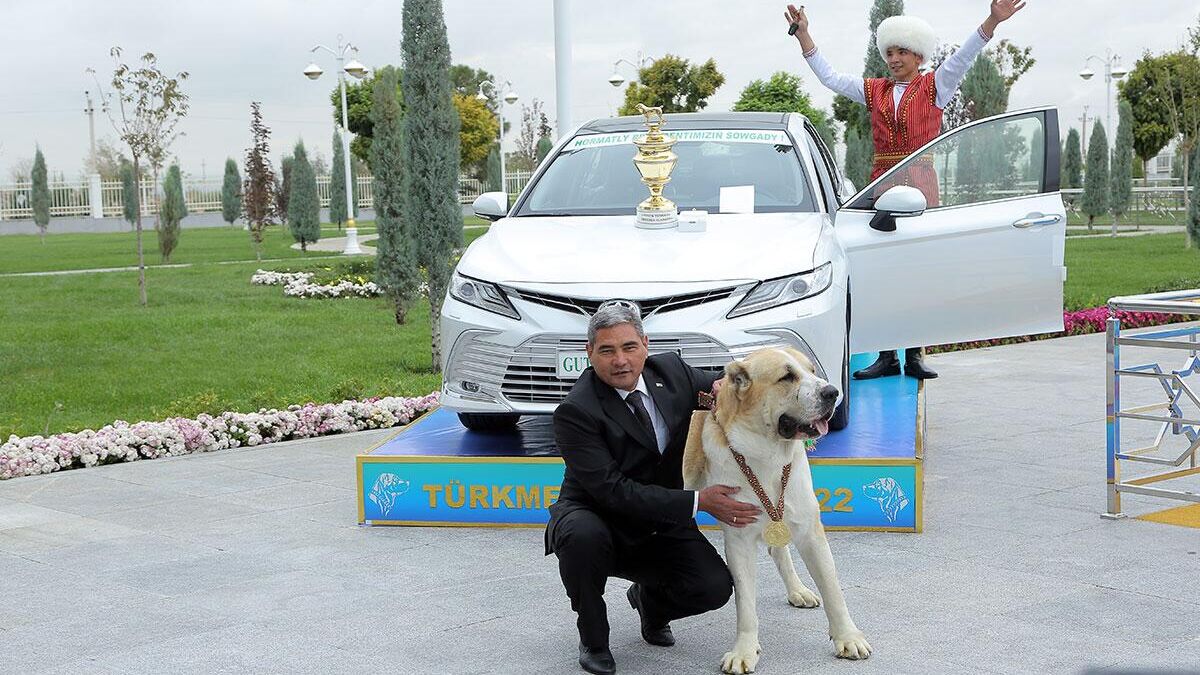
[{"xmin": 439, "ymin": 282, "xmax": 846, "ymax": 415}]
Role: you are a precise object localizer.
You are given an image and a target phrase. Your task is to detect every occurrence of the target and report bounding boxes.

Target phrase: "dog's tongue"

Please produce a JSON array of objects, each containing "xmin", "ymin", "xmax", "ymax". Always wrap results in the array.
[{"xmin": 815, "ymin": 418, "xmax": 830, "ymax": 436}]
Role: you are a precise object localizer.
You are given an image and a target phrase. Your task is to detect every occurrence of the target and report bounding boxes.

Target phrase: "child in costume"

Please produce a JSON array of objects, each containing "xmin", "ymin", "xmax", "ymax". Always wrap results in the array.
[{"xmin": 784, "ymin": 0, "xmax": 1026, "ymax": 380}]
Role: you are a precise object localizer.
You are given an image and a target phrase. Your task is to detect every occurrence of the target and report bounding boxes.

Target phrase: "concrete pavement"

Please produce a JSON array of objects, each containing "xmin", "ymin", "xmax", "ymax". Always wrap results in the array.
[{"xmin": 2, "ymin": 327, "xmax": 1199, "ymax": 674}]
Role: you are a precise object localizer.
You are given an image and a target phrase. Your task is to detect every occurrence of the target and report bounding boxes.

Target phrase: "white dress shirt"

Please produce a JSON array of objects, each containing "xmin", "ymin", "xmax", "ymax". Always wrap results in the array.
[
  {"xmin": 617, "ymin": 375, "xmax": 700, "ymax": 517},
  {"xmin": 802, "ymin": 27, "xmax": 992, "ymax": 112}
]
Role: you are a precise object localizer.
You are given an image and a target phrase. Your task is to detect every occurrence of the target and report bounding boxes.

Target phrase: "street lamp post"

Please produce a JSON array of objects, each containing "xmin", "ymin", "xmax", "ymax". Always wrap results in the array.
[
  {"xmin": 477, "ymin": 79, "xmax": 519, "ymax": 196},
  {"xmin": 606, "ymin": 53, "xmax": 651, "ymax": 90},
  {"xmin": 1079, "ymin": 49, "xmax": 1128, "ymax": 140},
  {"xmin": 305, "ymin": 34, "xmax": 368, "ymax": 256}
]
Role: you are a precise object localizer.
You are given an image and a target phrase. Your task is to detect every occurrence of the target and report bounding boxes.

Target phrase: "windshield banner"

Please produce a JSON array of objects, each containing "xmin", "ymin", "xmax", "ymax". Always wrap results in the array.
[{"xmin": 563, "ymin": 129, "xmax": 792, "ymax": 152}]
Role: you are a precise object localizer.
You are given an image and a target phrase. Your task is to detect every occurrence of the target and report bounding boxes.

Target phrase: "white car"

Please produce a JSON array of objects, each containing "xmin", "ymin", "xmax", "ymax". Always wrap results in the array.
[{"xmin": 441, "ymin": 108, "xmax": 1066, "ymax": 431}]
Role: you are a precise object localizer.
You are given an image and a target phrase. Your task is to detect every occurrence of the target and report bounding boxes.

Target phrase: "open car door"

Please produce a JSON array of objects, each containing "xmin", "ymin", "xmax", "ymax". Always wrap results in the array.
[{"xmin": 835, "ymin": 107, "xmax": 1066, "ymax": 354}]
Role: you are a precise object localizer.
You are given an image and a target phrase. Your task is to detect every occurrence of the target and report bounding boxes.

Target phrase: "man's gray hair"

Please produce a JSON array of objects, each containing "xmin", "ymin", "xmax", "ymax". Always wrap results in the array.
[{"xmin": 588, "ymin": 301, "xmax": 645, "ymax": 344}]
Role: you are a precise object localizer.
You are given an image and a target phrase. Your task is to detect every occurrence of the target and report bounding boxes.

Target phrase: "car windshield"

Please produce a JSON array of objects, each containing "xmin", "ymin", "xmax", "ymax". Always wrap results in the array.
[{"xmin": 515, "ymin": 129, "xmax": 817, "ymax": 217}]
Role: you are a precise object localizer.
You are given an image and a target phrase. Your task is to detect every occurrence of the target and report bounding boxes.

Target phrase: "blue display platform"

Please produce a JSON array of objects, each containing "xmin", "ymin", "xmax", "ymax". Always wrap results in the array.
[{"xmin": 357, "ymin": 354, "xmax": 924, "ymax": 532}]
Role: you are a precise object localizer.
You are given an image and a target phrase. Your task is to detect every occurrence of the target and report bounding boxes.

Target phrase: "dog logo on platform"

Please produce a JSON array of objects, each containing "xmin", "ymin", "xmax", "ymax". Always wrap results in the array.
[
  {"xmin": 369, "ymin": 473, "xmax": 410, "ymax": 517},
  {"xmin": 862, "ymin": 477, "xmax": 909, "ymax": 523}
]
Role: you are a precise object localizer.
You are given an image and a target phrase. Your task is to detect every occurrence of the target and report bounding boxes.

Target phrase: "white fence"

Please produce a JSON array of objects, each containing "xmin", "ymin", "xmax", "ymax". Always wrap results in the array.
[
  {"xmin": 1060, "ymin": 186, "xmax": 1191, "ymax": 214},
  {"xmin": 0, "ymin": 171, "xmax": 537, "ymax": 221}
]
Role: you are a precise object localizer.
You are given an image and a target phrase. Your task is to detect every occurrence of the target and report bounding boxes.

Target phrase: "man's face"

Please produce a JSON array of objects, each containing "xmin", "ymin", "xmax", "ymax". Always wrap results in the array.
[
  {"xmin": 586, "ymin": 323, "xmax": 649, "ymax": 392},
  {"xmin": 885, "ymin": 46, "xmax": 923, "ymax": 81}
]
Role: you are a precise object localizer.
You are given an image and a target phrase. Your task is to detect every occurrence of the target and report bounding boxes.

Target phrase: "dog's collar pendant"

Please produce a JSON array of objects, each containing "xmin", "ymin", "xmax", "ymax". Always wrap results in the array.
[{"xmin": 729, "ymin": 448, "xmax": 792, "ymax": 547}]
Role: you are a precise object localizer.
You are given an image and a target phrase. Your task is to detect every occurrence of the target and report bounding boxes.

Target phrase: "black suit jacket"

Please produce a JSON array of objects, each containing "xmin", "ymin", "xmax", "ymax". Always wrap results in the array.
[{"xmin": 545, "ymin": 352, "xmax": 719, "ymax": 554}]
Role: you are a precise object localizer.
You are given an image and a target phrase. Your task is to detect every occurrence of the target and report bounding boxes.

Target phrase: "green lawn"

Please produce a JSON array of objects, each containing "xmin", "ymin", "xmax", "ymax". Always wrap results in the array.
[
  {"xmin": 3, "ymin": 223, "xmax": 1195, "ymax": 439},
  {"xmin": 1064, "ymin": 232, "xmax": 1200, "ymax": 310},
  {"xmin": 1066, "ymin": 211, "xmax": 1186, "ymax": 228}
]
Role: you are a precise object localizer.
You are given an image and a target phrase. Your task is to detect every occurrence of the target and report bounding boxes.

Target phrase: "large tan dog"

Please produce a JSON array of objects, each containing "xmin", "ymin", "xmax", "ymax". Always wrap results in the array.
[{"xmin": 683, "ymin": 348, "xmax": 871, "ymax": 673}]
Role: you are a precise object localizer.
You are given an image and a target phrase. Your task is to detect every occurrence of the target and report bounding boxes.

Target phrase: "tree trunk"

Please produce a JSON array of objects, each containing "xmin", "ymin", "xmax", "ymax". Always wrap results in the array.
[
  {"xmin": 393, "ymin": 295, "xmax": 408, "ymax": 325},
  {"xmin": 134, "ymin": 155, "xmax": 147, "ymax": 307},
  {"xmin": 428, "ymin": 284, "xmax": 444, "ymax": 374}
]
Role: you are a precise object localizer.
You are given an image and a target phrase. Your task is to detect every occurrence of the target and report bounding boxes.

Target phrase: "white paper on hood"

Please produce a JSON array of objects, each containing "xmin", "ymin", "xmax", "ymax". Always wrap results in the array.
[{"xmin": 719, "ymin": 185, "xmax": 755, "ymax": 214}]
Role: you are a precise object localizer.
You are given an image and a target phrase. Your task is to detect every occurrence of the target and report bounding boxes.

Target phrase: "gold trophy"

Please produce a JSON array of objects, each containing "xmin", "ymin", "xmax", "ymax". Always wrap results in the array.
[{"xmin": 632, "ymin": 104, "xmax": 678, "ymax": 229}]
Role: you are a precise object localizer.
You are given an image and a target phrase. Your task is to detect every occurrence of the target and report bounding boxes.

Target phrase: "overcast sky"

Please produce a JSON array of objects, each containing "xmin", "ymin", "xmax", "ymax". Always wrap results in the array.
[{"xmin": 1, "ymin": 0, "xmax": 1196, "ymax": 181}]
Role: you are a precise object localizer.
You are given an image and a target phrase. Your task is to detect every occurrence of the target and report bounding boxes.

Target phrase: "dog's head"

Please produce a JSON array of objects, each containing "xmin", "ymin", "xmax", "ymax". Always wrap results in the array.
[{"xmin": 716, "ymin": 348, "xmax": 839, "ymax": 444}]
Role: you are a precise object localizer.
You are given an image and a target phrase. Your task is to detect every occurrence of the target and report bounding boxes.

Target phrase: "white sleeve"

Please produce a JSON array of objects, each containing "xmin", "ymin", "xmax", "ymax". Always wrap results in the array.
[
  {"xmin": 804, "ymin": 47, "xmax": 866, "ymax": 105},
  {"xmin": 934, "ymin": 27, "xmax": 992, "ymax": 109},
  {"xmin": 692, "ymin": 490, "xmax": 699, "ymax": 518}
]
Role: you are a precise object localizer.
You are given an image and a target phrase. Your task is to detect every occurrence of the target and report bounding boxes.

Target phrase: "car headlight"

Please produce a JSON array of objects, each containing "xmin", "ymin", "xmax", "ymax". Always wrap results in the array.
[
  {"xmin": 449, "ymin": 272, "xmax": 520, "ymax": 319},
  {"xmin": 726, "ymin": 263, "xmax": 833, "ymax": 319}
]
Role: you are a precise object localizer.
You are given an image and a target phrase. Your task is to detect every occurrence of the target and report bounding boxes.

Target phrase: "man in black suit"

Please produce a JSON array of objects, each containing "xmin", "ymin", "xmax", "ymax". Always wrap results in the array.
[{"xmin": 546, "ymin": 301, "xmax": 763, "ymax": 674}]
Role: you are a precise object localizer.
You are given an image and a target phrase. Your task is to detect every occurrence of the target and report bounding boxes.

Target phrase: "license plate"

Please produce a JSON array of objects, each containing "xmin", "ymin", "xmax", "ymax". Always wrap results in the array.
[{"xmin": 557, "ymin": 351, "xmax": 592, "ymax": 380}]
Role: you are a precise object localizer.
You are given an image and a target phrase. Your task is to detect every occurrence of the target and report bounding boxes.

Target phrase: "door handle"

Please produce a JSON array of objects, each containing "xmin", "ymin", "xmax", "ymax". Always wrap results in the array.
[{"xmin": 1013, "ymin": 213, "xmax": 1062, "ymax": 229}]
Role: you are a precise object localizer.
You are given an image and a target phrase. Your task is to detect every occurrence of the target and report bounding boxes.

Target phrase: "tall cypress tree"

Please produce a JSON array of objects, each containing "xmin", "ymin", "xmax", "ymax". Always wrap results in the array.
[
  {"xmin": 276, "ymin": 154, "xmax": 294, "ymax": 226},
  {"xmin": 371, "ymin": 65, "xmax": 421, "ymax": 324},
  {"xmin": 1080, "ymin": 120, "xmax": 1110, "ymax": 230},
  {"xmin": 31, "ymin": 147, "xmax": 50, "ymax": 240},
  {"xmin": 1189, "ymin": 143, "xmax": 1200, "ymax": 249},
  {"xmin": 221, "ymin": 158, "xmax": 241, "ymax": 227},
  {"xmin": 1061, "ymin": 128, "xmax": 1083, "ymax": 191},
  {"xmin": 535, "ymin": 135, "xmax": 553, "ymax": 165},
  {"xmin": 402, "ymin": 0, "xmax": 462, "ymax": 372},
  {"xmin": 330, "ymin": 129, "xmax": 348, "ymax": 230},
  {"xmin": 158, "ymin": 164, "xmax": 186, "ymax": 262},
  {"xmin": 1110, "ymin": 99, "xmax": 1134, "ymax": 234},
  {"xmin": 287, "ymin": 141, "xmax": 321, "ymax": 251},
  {"xmin": 120, "ymin": 158, "xmax": 139, "ymax": 229},
  {"xmin": 834, "ymin": 0, "xmax": 903, "ymax": 187},
  {"xmin": 484, "ymin": 143, "xmax": 501, "ymax": 192}
]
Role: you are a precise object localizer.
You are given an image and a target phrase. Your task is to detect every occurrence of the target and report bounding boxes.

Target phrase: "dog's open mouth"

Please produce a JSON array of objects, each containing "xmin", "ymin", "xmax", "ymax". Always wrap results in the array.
[{"xmin": 778, "ymin": 415, "xmax": 831, "ymax": 439}]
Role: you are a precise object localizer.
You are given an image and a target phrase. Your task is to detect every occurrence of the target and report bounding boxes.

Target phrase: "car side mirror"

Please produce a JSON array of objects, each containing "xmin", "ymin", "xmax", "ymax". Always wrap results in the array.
[
  {"xmin": 869, "ymin": 186, "xmax": 927, "ymax": 232},
  {"xmin": 472, "ymin": 192, "xmax": 508, "ymax": 222}
]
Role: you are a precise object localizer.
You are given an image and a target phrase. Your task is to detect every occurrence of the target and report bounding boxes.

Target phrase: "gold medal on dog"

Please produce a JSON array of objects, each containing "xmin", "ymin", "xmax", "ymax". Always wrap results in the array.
[
  {"xmin": 729, "ymin": 448, "xmax": 793, "ymax": 547},
  {"xmin": 764, "ymin": 520, "xmax": 791, "ymax": 547}
]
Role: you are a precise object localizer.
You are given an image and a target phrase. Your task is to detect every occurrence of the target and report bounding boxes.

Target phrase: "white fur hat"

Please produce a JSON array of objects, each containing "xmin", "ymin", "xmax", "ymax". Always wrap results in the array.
[{"xmin": 875, "ymin": 15, "xmax": 937, "ymax": 62}]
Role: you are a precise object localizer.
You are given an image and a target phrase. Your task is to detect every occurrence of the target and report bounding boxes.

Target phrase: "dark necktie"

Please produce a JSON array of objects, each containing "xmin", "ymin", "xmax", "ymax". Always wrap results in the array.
[{"xmin": 626, "ymin": 390, "xmax": 657, "ymax": 448}]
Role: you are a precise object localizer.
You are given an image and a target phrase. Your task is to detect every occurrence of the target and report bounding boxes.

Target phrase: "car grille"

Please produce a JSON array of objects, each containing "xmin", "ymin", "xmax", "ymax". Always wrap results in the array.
[
  {"xmin": 505, "ymin": 286, "xmax": 743, "ymax": 319},
  {"xmin": 491, "ymin": 334, "xmax": 786, "ymax": 404}
]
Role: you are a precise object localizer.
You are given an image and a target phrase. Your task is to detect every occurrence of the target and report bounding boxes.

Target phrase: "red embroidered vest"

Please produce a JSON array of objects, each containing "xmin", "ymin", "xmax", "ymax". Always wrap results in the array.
[{"xmin": 864, "ymin": 72, "xmax": 942, "ymax": 206}]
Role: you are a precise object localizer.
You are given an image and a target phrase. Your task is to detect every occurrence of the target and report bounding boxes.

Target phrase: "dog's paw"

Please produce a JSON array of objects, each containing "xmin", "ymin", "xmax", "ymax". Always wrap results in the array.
[
  {"xmin": 720, "ymin": 642, "xmax": 761, "ymax": 674},
  {"xmin": 831, "ymin": 629, "xmax": 872, "ymax": 660},
  {"xmin": 787, "ymin": 586, "xmax": 821, "ymax": 608}
]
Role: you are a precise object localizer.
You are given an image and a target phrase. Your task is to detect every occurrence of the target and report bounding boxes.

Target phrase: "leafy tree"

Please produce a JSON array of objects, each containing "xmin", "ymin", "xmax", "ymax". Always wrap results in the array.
[
  {"xmin": 509, "ymin": 99, "xmax": 549, "ymax": 172},
  {"xmin": 84, "ymin": 138, "xmax": 131, "ymax": 181},
  {"xmin": 1121, "ymin": 52, "xmax": 1188, "ymax": 174},
  {"xmin": 371, "ymin": 63, "xmax": 421, "ymax": 324},
  {"xmin": 1149, "ymin": 52, "xmax": 1200, "ymax": 216},
  {"xmin": 220, "ymin": 157, "xmax": 241, "ymax": 226},
  {"xmin": 242, "ymin": 101, "xmax": 276, "ymax": 261},
  {"xmin": 484, "ymin": 143, "xmax": 501, "ymax": 191},
  {"xmin": 454, "ymin": 92, "xmax": 499, "ymax": 170},
  {"xmin": 1061, "ymin": 128, "xmax": 1083, "ymax": 190},
  {"xmin": 733, "ymin": 71, "xmax": 836, "ymax": 147},
  {"xmin": 330, "ymin": 129, "xmax": 350, "ymax": 229},
  {"xmin": 985, "ymin": 39, "xmax": 1036, "ymax": 91},
  {"xmin": 535, "ymin": 135, "xmax": 553, "ymax": 165},
  {"xmin": 449, "ymin": 64, "xmax": 498, "ymax": 113},
  {"xmin": 330, "ymin": 70, "xmax": 397, "ymax": 162},
  {"xmin": 960, "ymin": 55, "xmax": 1009, "ymax": 120},
  {"xmin": 31, "ymin": 147, "xmax": 49, "ymax": 239},
  {"xmin": 276, "ymin": 154, "xmax": 294, "ymax": 226},
  {"xmin": 617, "ymin": 54, "xmax": 725, "ymax": 115},
  {"xmin": 287, "ymin": 141, "xmax": 320, "ymax": 252},
  {"xmin": 1189, "ymin": 142, "xmax": 1200, "ymax": 247},
  {"xmin": 1080, "ymin": 119, "xmax": 1110, "ymax": 230},
  {"xmin": 402, "ymin": 0, "xmax": 461, "ymax": 372},
  {"xmin": 158, "ymin": 163, "xmax": 186, "ymax": 262},
  {"xmin": 119, "ymin": 157, "xmax": 139, "ymax": 228},
  {"xmin": 97, "ymin": 47, "xmax": 189, "ymax": 306},
  {"xmin": 1110, "ymin": 99, "xmax": 1134, "ymax": 233}
]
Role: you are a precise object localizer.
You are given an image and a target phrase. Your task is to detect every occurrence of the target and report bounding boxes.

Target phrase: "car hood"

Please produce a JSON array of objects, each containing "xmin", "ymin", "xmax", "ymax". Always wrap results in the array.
[{"xmin": 457, "ymin": 213, "xmax": 828, "ymax": 285}]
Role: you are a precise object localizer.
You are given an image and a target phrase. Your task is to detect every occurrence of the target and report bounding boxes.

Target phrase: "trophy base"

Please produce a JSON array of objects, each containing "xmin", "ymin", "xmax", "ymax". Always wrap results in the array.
[{"xmin": 636, "ymin": 206, "xmax": 678, "ymax": 229}]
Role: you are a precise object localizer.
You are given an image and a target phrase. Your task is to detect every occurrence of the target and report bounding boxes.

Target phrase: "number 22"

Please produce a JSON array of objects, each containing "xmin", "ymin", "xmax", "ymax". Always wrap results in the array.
[{"xmin": 814, "ymin": 487, "xmax": 853, "ymax": 513}]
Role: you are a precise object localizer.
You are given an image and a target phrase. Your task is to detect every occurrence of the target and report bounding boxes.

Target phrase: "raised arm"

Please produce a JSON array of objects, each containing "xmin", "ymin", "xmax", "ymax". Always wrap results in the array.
[
  {"xmin": 785, "ymin": 3, "xmax": 866, "ymax": 105},
  {"xmin": 933, "ymin": 0, "xmax": 1024, "ymax": 109}
]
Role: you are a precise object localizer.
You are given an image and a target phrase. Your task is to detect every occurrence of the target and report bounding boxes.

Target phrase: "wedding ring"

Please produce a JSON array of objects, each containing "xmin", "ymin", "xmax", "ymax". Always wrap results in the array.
[{"xmin": 733, "ymin": 516, "xmax": 738, "ymax": 524}]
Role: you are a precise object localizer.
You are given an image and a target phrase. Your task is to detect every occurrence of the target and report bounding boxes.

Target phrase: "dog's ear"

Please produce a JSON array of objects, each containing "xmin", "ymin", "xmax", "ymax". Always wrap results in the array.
[{"xmin": 724, "ymin": 360, "xmax": 751, "ymax": 394}]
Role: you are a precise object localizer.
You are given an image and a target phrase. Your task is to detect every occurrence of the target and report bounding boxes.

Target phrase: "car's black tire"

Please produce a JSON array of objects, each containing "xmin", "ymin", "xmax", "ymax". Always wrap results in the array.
[
  {"xmin": 457, "ymin": 412, "xmax": 521, "ymax": 431},
  {"xmin": 829, "ymin": 297, "xmax": 851, "ymax": 431}
]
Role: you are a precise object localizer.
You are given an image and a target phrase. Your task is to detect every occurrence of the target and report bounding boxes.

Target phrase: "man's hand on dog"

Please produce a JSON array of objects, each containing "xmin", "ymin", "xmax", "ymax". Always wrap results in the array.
[{"xmin": 698, "ymin": 485, "xmax": 762, "ymax": 527}]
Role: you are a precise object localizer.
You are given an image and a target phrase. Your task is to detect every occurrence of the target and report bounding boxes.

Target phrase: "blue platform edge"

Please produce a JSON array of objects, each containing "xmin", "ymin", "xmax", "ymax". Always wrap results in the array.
[{"xmin": 358, "ymin": 353, "xmax": 924, "ymax": 532}]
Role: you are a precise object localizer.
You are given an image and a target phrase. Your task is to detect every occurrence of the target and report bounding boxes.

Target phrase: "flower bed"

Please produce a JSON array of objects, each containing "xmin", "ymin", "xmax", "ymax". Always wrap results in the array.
[
  {"xmin": 0, "ymin": 393, "xmax": 439, "ymax": 480},
  {"xmin": 931, "ymin": 306, "xmax": 1196, "ymax": 354},
  {"xmin": 251, "ymin": 269, "xmax": 384, "ymax": 299}
]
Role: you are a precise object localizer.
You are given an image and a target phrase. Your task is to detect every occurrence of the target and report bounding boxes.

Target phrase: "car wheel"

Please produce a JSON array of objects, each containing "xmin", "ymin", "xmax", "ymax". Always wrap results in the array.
[
  {"xmin": 829, "ymin": 301, "xmax": 851, "ymax": 431},
  {"xmin": 457, "ymin": 412, "xmax": 521, "ymax": 432}
]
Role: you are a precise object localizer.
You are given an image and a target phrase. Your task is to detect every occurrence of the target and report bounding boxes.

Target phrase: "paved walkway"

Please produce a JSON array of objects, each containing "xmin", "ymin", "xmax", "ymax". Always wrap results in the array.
[{"xmin": 2, "ymin": 328, "xmax": 1199, "ymax": 673}]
